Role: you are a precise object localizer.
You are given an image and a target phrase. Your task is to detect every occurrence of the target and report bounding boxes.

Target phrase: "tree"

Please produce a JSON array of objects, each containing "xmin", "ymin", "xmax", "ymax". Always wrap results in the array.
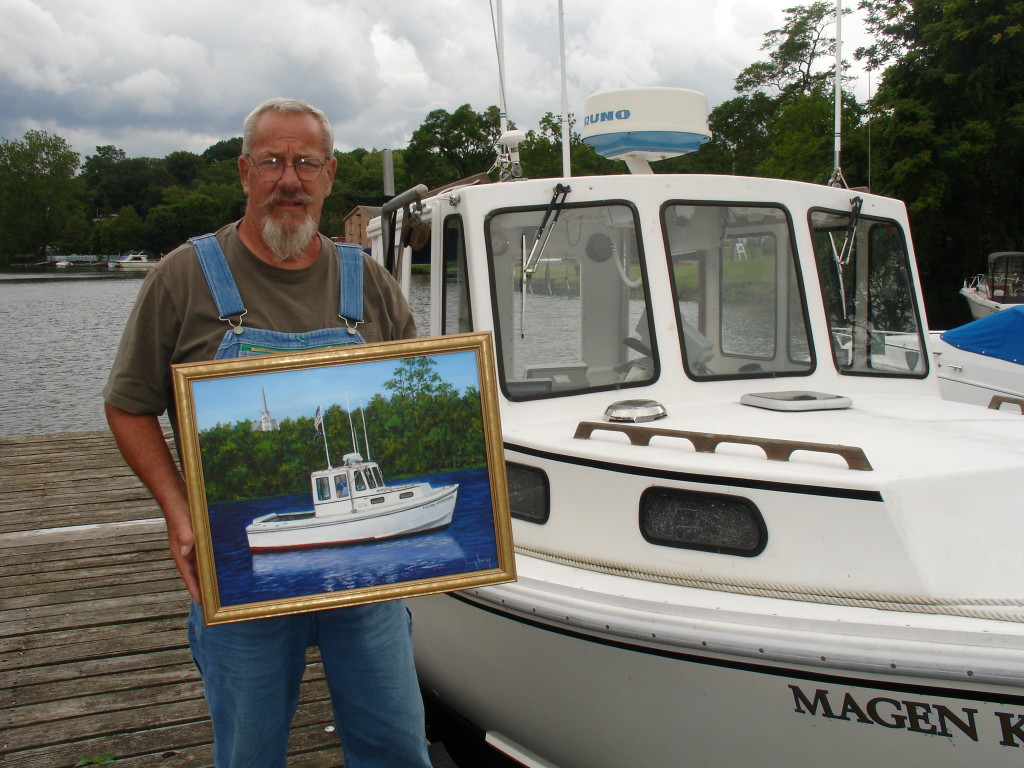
[
  {"xmin": 860, "ymin": 0, "xmax": 1024, "ymax": 327},
  {"xmin": 404, "ymin": 105, "xmax": 505, "ymax": 188},
  {"xmin": 686, "ymin": 2, "xmax": 859, "ymax": 182},
  {"xmin": 0, "ymin": 130, "xmax": 87, "ymax": 262}
]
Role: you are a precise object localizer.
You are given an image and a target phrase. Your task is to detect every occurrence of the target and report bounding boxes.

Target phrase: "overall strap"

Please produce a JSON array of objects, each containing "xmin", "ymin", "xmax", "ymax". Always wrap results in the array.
[
  {"xmin": 335, "ymin": 242, "xmax": 364, "ymax": 323},
  {"xmin": 191, "ymin": 233, "xmax": 364, "ymax": 323},
  {"xmin": 190, "ymin": 233, "xmax": 246, "ymax": 319}
]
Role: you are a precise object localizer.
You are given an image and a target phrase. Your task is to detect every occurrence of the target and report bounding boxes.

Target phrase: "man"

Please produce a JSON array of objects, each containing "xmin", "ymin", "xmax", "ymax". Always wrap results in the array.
[{"xmin": 103, "ymin": 98, "xmax": 431, "ymax": 768}]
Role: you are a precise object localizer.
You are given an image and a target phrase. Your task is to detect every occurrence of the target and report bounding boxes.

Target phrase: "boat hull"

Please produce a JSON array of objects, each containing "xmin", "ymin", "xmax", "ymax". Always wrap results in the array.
[
  {"xmin": 413, "ymin": 583, "xmax": 1024, "ymax": 768},
  {"xmin": 246, "ymin": 485, "xmax": 457, "ymax": 551}
]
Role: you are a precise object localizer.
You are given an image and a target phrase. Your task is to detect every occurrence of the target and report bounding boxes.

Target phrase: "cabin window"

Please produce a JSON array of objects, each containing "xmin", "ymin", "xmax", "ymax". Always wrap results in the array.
[
  {"xmin": 662, "ymin": 203, "xmax": 813, "ymax": 379},
  {"xmin": 486, "ymin": 202, "xmax": 657, "ymax": 400},
  {"xmin": 316, "ymin": 477, "xmax": 331, "ymax": 502},
  {"xmin": 639, "ymin": 487, "xmax": 767, "ymax": 556},
  {"xmin": 506, "ymin": 463, "xmax": 550, "ymax": 524},
  {"xmin": 354, "ymin": 471, "xmax": 367, "ymax": 492},
  {"xmin": 370, "ymin": 466, "xmax": 384, "ymax": 487},
  {"xmin": 810, "ymin": 209, "xmax": 927, "ymax": 376},
  {"xmin": 334, "ymin": 474, "xmax": 349, "ymax": 498},
  {"xmin": 365, "ymin": 470, "xmax": 378, "ymax": 489},
  {"xmin": 443, "ymin": 214, "xmax": 473, "ymax": 335}
]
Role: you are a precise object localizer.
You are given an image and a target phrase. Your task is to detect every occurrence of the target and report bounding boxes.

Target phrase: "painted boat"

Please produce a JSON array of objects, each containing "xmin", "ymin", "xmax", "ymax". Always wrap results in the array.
[
  {"xmin": 930, "ymin": 305, "xmax": 1024, "ymax": 412},
  {"xmin": 245, "ymin": 451, "xmax": 458, "ymax": 552},
  {"xmin": 365, "ymin": 87, "xmax": 1024, "ymax": 767},
  {"xmin": 959, "ymin": 251, "xmax": 1024, "ymax": 319}
]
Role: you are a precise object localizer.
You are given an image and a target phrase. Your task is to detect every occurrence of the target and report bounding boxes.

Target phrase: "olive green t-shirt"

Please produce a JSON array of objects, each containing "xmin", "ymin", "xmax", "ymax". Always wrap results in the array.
[{"xmin": 102, "ymin": 222, "xmax": 417, "ymax": 418}]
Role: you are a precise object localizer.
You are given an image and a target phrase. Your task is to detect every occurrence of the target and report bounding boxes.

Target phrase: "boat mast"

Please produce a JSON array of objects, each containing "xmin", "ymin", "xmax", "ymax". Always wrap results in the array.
[
  {"xmin": 360, "ymin": 401, "xmax": 372, "ymax": 461},
  {"xmin": 828, "ymin": 0, "xmax": 847, "ymax": 188},
  {"xmin": 558, "ymin": 0, "xmax": 571, "ymax": 178},
  {"xmin": 345, "ymin": 392, "xmax": 360, "ymax": 457}
]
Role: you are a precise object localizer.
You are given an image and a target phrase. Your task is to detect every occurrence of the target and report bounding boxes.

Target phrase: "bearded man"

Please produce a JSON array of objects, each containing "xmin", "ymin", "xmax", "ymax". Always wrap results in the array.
[{"xmin": 102, "ymin": 98, "xmax": 429, "ymax": 768}]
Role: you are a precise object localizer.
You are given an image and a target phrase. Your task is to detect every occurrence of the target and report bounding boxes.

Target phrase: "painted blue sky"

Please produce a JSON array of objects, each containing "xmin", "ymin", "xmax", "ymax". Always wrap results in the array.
[{"xmin": 190, "ymin": 350, "xmax": 480, "ymax": 432}]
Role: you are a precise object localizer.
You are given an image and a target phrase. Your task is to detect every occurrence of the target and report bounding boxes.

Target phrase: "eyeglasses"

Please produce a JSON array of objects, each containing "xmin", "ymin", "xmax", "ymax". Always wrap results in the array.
[{"xmin": 246, "ymin": 155, "xmax": 328, "ymax": 182}]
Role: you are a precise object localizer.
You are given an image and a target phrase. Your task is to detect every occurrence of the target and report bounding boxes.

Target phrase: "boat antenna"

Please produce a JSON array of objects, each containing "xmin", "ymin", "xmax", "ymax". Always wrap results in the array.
[
  {"xmin": 489, "ymin": 0, "xmax": 525, "ymax": 180},
  {"xmin": 360, "ymin": 400, "xmax": 371, "ymax": 461},
  {"xmin": 827, "ymin": 0, "xmax": 847, "ymax": 188},
  {"xmin": 345, "ymin": 391, "xmax": 360, "ymax": 458},
  {"xmin": 558, "ymin": 0, "xmax": 571, "ymax": 178}
]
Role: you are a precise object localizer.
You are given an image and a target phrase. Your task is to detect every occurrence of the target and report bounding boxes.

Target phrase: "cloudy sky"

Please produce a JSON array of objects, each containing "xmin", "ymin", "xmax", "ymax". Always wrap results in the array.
[{"xmin": 1, "ymin": 0, "xmax": 872, "ymax": 161}]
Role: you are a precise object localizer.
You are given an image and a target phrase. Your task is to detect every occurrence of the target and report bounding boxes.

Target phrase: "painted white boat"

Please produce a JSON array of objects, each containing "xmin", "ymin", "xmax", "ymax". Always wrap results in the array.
[
  {"xmin": 959, "ymin": 251, "xmax": 1024, "ymax": 319},
  {"xmin": 930, "ymin": 305, "xmax": 1024, "ymax": 412},
  {"xmin": 245, "ymin": 438, "xmax": 458, "ymax": 551},
  {"xmin": 365, "ymin": 85, "xmax": 1024, "ymax": 767},
  {"xmin": 108, "ymin": 251, "xmax": 159, "ymax": 270}
]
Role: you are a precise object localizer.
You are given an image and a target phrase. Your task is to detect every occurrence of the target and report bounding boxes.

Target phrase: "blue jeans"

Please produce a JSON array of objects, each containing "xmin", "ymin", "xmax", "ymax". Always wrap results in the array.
[{"xmin": 188, "ymin": 600, "xmax": 431, "ymax": 768}]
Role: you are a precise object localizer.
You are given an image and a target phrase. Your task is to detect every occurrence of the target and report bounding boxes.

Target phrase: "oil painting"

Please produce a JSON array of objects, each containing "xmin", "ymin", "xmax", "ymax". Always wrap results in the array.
[{"xmin": 171, "ymin": 333, "xmax": 514, "ymax": 625}]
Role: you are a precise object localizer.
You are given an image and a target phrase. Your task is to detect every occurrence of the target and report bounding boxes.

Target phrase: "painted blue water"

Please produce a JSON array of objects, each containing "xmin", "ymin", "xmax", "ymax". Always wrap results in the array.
[{"xmin": 208, "ymin": 466, "xmax": 497, "ymax": 607}]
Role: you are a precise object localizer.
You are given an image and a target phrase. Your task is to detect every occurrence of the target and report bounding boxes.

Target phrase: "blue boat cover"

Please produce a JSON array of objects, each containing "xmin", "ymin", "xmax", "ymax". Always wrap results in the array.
[{"xmin": 940, "ymin": 305, "xmax": 1024, "ymax": 364}]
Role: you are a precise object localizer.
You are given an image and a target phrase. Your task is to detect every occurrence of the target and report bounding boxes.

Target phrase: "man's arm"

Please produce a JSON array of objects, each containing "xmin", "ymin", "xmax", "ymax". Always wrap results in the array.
[{"xmin": 104, "ymin": 402, "xmax": 201, "ymax": 603}]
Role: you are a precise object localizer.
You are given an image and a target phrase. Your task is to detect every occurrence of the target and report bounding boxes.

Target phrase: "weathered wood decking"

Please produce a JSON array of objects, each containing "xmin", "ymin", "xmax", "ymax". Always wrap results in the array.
[{"xmin": 0, "ymin": 431, "xmax": 454, "ymax": 768}]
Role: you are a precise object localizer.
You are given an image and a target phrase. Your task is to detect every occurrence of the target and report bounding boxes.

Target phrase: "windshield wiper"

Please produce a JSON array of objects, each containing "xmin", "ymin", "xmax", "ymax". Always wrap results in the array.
[
  {"xmin": 521, "ymin": 183, "xmax": 570, "ymax": 338},
  {"xmin": 830, "ymin": 195, "xmax": 863, "ymax": 320}
]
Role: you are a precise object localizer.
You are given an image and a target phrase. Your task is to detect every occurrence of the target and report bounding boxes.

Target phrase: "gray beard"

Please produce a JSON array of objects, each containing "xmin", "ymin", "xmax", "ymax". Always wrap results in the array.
[{"xmin": 262, "ymin": 213, "xmax": 318, "ymax": 263}]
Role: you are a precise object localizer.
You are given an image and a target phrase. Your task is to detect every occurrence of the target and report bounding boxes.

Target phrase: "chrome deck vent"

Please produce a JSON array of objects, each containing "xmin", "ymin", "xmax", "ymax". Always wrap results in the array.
[{"xmin": 605, "ymin": 399, "xmax": 667, "ymax": 423}]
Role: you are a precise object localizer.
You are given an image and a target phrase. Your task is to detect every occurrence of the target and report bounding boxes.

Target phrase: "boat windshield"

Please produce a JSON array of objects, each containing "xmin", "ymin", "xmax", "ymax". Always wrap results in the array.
[
  {"xmin": 810, "ymin": 208, "xmax": 926, "ymax": 376},
  {"xmin": 662, "ymin": 203, "xmax": 813, "ymax": 379},
  {"xmin": 486, "ymin": 202, "xmax": 655, "ymax": 400}
]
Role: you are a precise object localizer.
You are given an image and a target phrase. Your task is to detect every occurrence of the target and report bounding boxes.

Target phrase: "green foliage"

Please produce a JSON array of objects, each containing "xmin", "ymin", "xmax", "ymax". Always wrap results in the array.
[
  {"xmin": 861, "ymin": 0, "xmax": 1024, "ymax": 326},
  {"xmin": 197, "ymin": 357, "xmax": 485, "ymax": 505},
  {"xmin": 0, "ymin": 130, "xmax": 87, "ymax": 262},
  {"xmin": 404, "ymin": 104, "xmax": 505, "ymax": 188}
]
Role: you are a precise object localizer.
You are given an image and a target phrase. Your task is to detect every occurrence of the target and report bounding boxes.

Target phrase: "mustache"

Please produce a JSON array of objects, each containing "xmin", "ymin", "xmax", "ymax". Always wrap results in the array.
[{"xmin": 260, "ymin": 190, "xmax": 315, "ymax": 208}]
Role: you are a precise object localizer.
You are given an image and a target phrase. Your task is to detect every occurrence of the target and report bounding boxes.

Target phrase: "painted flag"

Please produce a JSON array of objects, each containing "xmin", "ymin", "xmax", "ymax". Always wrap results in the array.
[{"xmin": 314, "ymin": 406, "xmax": 323, "ymax": 434}]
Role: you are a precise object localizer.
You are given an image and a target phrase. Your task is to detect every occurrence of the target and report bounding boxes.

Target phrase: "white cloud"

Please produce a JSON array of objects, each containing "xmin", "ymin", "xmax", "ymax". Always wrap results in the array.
[{"xmin": 0, "ymin": 0, "xmax": 872, "ymax": 160}]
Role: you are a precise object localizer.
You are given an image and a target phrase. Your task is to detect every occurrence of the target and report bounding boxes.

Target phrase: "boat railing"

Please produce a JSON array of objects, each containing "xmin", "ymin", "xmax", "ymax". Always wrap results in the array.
[{"xmin": 573, "ymin": 421, "xmax": 873, "ymax": 471}]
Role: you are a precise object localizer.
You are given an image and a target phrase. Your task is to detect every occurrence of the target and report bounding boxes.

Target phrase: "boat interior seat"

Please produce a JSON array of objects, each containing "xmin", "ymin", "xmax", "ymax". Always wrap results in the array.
[{"xmin": 526, "ymin": 365, "xmax": 589, "ymax": 392}]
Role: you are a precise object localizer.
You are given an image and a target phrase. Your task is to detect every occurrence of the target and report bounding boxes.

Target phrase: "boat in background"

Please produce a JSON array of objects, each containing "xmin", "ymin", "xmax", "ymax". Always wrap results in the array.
[
  {"xmin": 959, "ymin": 251, "xmax": 1024, "ymax": 319},
  {"xmin": 930, "ymin": 305, "xmax": 1024, "ymax": 412},
  {"xmin": 365, "ymin": 82, "xmax": 1024, "ymax": 767},
  {"xmin": 107, "ymin": 251, "xmax": 159, "ymax": 270}
]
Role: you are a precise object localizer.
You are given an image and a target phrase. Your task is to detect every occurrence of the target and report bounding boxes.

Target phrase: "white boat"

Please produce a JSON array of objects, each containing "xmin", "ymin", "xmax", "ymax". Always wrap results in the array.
[
  {"xmin": 364, "ymin": 86, "xmax": 1024, "ymax": 767},
  {"xmin": 245, "ymin": 405, "xmax": 458, "ymax": 551},
  {"xmin": 959, "ymin": 251, "xmax": 1024, "ymax": 319},
  {"xmin": 246, "ymin": 451, "xmax": 458, "ymax": 551},
  {"xmin": 108, "ymin": 251, "xmax": 159, "ymax": 270},
  {"xmin": 930, "ymin": 306, "xmax": 1024, "ymax": 411}
]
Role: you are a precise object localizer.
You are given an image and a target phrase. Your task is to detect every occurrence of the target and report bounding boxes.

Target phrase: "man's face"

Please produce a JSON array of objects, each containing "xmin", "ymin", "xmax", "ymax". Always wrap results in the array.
[{"xmin": 239, "ymin": 111, "xmax": 337, "ymax": 260}]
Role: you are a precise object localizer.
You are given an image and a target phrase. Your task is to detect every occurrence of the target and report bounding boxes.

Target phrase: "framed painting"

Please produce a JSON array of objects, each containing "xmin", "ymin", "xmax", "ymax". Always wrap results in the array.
[{"xmin": 171, "ymin": 332, "xmax": 515, "ymax": 625}]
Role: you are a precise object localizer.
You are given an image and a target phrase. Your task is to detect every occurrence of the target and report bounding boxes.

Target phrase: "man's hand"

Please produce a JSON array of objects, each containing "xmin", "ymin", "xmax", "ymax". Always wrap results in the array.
[{"xmin": 105, "ymin": 403, "xmax": 203, "ymax": 603}]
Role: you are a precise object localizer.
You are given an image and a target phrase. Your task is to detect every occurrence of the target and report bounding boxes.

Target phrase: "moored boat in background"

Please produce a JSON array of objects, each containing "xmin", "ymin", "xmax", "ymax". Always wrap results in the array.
[
  {"xmin": 959, "ymin": 251, "xmax": 1024, "ymax": 319},
  {"xmin": 930, "ymin": 305, "xmax": 1024, "ymax": 411},
  {"xmin": 107, "ymin": 251, "xmax": 159, "ymax": 270}
]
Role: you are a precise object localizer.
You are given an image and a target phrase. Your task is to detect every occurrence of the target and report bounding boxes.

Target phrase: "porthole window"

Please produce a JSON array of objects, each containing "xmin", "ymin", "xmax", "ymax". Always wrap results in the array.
[
  {"xmin": 640, "ymin": 487, "xmax": 766, "ymax": 556},
  {"xmin": 507, "ymin": 463, "xmax": 550, "ymax": 524}
]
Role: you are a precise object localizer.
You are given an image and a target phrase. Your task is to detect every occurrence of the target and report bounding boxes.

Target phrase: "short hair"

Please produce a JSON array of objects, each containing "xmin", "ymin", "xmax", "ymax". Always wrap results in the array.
[{"xmin": 241, "ymin": 98, "xmax": 334, "ymax": 159}]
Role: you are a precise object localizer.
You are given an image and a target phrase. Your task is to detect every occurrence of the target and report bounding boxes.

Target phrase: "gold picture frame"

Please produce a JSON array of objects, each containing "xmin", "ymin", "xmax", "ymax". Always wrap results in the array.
[{"xmin": 172, "ymin": 332, "xmax": 514, "ymax": 625}]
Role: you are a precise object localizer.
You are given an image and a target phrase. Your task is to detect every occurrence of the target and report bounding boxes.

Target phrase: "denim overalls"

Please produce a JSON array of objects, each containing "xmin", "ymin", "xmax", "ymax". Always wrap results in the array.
[
  {"xmin": 189, "ymin": 232, "xmax": 368, "ymax": 358},
  {"xmin": 184, "ymin": 234, "xmax": 431, "ymax": 768}
]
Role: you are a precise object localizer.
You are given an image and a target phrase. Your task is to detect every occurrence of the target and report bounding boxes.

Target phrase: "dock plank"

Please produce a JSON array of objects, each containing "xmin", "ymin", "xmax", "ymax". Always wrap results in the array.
[{"xmin": 0, "ymin": 430, "xmax": 455, "ymax": 768}]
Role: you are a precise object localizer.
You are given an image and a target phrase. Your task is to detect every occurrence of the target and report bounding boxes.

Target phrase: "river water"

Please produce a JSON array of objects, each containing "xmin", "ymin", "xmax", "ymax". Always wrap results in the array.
[{"xmin": 0, "ymin": 269, "xmax": 432, "ymax": 437}]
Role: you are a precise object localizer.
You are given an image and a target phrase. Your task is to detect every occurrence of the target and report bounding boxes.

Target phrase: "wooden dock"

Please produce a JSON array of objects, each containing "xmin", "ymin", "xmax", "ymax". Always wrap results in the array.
[{"xmin": 0, "ymin": 431, "xmax": 455, "ymax": 768}]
